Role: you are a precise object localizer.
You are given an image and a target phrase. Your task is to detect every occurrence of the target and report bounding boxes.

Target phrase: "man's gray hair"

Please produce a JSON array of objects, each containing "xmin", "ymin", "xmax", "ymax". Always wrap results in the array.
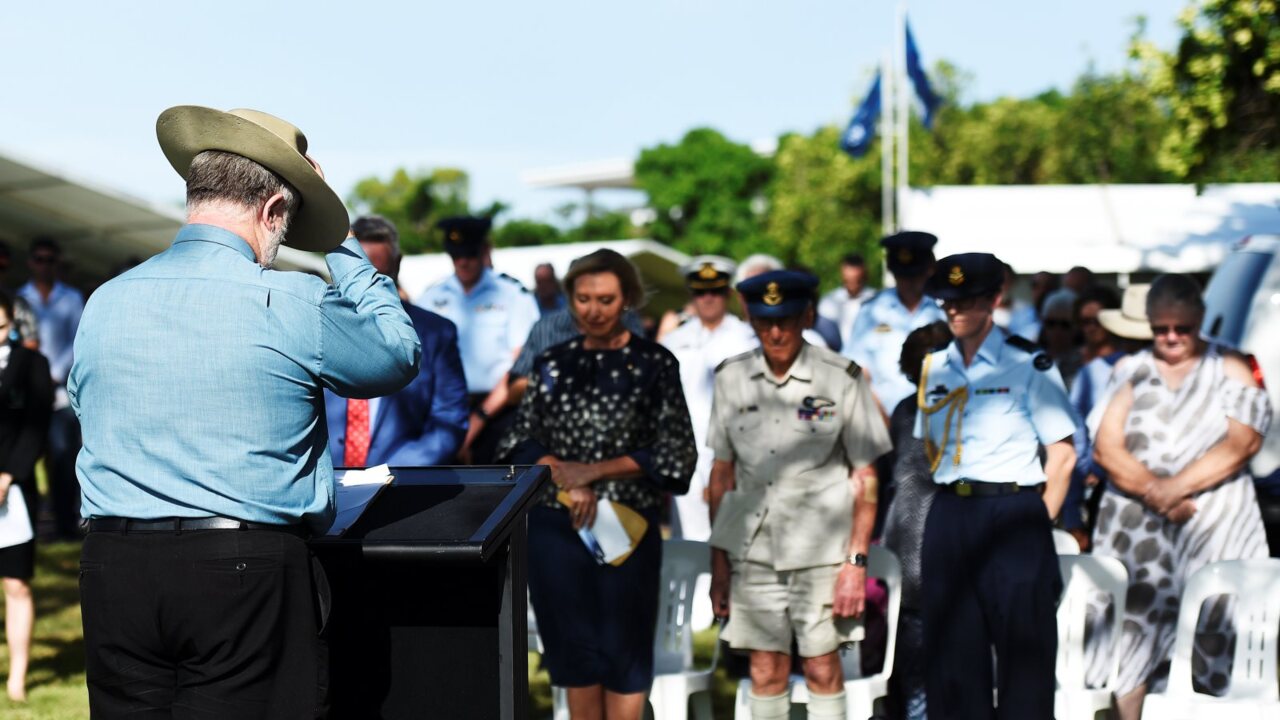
[
  {"xmin": 186, "ymin": 150, "xmax": 299, "ymax": 221},
  {"xmin": 351, "ymin": 215, "xmax": 401, "ymax": 260},
  {"xmin": 734, "ymin": 253, "xmax": 784, "ymax": 285}
]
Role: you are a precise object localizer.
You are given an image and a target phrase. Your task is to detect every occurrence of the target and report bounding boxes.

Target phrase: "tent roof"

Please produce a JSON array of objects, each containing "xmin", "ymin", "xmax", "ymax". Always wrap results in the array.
[
  {"xmin": 399, "ymin": 239, "xmax": 692, "ymax": 316},
  {"xmin": 907, "ymin": 183, "xmax": 1280, "ymax": 274},
  {"xmin": 0, "ymin": 148, "xmax": 326, "ymax": 288}
]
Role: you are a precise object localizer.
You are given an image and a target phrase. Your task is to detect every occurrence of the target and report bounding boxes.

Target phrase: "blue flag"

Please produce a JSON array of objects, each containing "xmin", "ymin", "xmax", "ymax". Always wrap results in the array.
[
  {"xmin": 906, "ymin": 21, "xmax": 941, "ymax": 129},
  {"xmin": 839, "ymin": 71, "xmax": 880, "ymax": 158}
]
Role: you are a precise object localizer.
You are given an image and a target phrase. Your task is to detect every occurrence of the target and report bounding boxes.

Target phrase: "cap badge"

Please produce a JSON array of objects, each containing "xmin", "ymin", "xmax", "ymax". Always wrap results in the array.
[
  {"xmin": 763, "ymin": 282, "xmax": 783, "ymax": 306},
  {"xmin": 948, "ymin": 266, "xmax": 965, "ymax": 286},
  {"xmin": 897, "ymin": 249, "xmax": 913, "ymax": 264},
  {"xmin": 448, "ymin": 231, "xmax": 461, "ymax": 243},
  {"xmin": 698, "ymin": 263, "xmax": 718, "ymax": 280}
]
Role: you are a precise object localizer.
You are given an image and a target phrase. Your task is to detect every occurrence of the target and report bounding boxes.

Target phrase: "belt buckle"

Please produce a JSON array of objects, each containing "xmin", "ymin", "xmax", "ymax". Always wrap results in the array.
[{"xmin": 955, "ymin": 481, "xmax": 972, "ymax": 498}]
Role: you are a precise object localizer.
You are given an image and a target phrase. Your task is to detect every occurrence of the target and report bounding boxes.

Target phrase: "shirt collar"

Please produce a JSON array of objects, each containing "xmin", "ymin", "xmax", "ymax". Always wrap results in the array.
[
  {"xmin": 172, "ymin": 224, "xmax": 258, "ymax": 263},
  {"xmin": 945, "ymin": 325, "xmax": 1004, "ymax": 369},
  {"xmin": 753, "ymin": 342, "xmax": 814, "ymax": 386},
  {"xmin": 448, "ymin": 267, "xmax": 494, "ymax": 295}
]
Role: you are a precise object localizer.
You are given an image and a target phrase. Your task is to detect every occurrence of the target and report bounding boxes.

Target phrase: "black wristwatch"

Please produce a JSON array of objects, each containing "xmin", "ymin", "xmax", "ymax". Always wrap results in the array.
[
  {"xmin": 845, "ymin": 553, "xmax": 868, "ymax": 568},
  {"xmin": 473, "ymin": 407, "xmax": 490, "ymax": 422}
]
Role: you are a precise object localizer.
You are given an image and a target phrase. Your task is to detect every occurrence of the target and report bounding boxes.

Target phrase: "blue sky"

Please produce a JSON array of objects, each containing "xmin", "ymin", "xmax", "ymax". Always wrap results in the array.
[{"xmin": 1, "ymin": 1, "xmax": 1183, "ymax": 223}]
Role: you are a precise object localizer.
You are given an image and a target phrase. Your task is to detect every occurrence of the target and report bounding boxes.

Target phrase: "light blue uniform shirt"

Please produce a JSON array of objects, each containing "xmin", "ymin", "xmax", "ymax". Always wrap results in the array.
[
  {"xmin": 843, "ymin": 288, "xmax": 946, "ymax": 408},
  {"xmin": 416, "ymin": 268, "xmax": 539, "ymax": 394},
  {"xmin": 69, "ymin": 225, "xmax": 421, "ymax": 532},
  {"xmin": 912, "ymin": 327, "xmax": 1076, "ymax": 485},
  {"xmin": 18, "ymin": 279, "xmax": 84, "ymax": 386}
]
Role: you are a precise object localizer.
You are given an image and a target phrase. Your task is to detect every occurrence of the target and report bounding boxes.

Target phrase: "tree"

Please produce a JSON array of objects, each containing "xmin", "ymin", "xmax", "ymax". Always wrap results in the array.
[
  {"xmin": 632, "ymin": 128, "xmax": 773, "ymax": 257},
  {"xmin": 1132, "ymin": 0, "xmax": 1280, "ymax": 181},
  {"xmin": 347, "ymin": 167, "xmax": 474, "ymax": 254},
  {"xmin": 764, "ymin": 126, "xmax": 885, "ymax": 289},
  {"xmin": 491, "ymin": 219, "xmax": 563, "ymax": 247}
]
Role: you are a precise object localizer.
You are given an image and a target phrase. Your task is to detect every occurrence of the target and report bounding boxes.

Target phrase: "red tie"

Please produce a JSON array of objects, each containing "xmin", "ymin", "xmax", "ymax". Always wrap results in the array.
[{"xmin": 345, "ymin": 399, "xmax": 371, "ymax": 467}]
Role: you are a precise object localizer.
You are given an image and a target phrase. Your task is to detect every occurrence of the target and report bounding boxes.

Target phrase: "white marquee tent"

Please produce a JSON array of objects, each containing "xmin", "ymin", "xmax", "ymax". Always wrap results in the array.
[{"xmin": 905, "ymin": 183, "xmax": 1280, "ymax": 275}]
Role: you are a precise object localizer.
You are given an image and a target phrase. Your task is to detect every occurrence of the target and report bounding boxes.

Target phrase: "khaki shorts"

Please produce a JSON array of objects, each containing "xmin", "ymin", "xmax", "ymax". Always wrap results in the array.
[{"xmin": 724, "ymin": 561, "xmax": 864, "ymax": 657}]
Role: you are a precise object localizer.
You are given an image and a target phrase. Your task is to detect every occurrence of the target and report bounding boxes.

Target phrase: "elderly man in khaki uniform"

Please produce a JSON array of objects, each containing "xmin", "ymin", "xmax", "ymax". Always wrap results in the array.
[{"xmin": 708, "ymin": 270, "xmax": 891, "ymax": 720}]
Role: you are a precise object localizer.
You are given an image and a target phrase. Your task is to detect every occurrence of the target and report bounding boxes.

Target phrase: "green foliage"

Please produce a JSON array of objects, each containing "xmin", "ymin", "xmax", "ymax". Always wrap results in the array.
[
  {"xmin": 764, "ymin": 127, "xmax": 884, "ymax": 287},
  {"xmin": 346, "ymin": 167, "xmax": 474, "ymax": 254},
  {"xmin": 1132, "ymin": 0, "xmax": 1280, "ymax": 180},
  {"xmin": 491, "ymin": 219, "xmax": 563, "ymax": 247},
  {"xmin": 632, "ymin": 128, "xmax": 773, "ymax": 257}
]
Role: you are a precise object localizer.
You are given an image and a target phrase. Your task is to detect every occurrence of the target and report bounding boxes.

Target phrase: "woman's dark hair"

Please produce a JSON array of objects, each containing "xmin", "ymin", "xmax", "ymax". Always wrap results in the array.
[
  {"xmin": 1073, "ymin": 286, "xmax": 1120, "ymax": 317},
  {"xmin": 1146, "ymin": 273, "xmax": 1204, "ymax": 318},
  {"xmin": 900, "ymin": 321, "xmax": 953, "ymax": 384},
  {"xmin": 562, "ymin": 249, "xmax": 646, "ymax": 309}
]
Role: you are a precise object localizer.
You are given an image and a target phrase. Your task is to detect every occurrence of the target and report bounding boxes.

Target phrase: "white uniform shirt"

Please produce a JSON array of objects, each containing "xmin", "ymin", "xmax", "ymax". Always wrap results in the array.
[
  {"xmin": 818, "ymin": 286, "xmax": 875, "ymax": 349},
  {"xmin": 416, "ymin": 269, "xmax": 539, "ymax": 394},
  {"xmin": 661, "ymin": 314, "xmax": 758, "ymax": 540}
]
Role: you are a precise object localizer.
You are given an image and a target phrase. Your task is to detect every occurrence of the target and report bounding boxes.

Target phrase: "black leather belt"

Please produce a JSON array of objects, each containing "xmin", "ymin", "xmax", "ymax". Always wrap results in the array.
[
  {"xmin": 87, "ymin": 516, "xmax": 310, "ymax": 538},
  {"xmin": 939, "ymin": 480, "xmax": 1044, "ymax": 497}
]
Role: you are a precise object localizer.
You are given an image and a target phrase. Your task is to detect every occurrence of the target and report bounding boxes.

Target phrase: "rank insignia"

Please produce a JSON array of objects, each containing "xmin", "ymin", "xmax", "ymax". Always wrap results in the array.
[
  {"xmin": 763, "ymin": 282, "xmax": 783, "ymax": 306},
  {"xmin": 948, "ymin": 266, "xmax": 965, "ymax": 286}
]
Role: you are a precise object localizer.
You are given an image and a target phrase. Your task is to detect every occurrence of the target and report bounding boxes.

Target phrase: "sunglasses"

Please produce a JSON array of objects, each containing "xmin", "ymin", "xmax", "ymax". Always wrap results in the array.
[
  {"xmin": 30, "ymin": 255, "xmax": 57, "ymax": 265},
  {"xmin": 1043, "ymin": 319, "xmax": 1073, "ymax": 330},
  {"xmin": 1078, "ymin": 317, "xmax": 1100, "ymax": 327},
  {"xmin": 692, "ymin": 288, "xmax": 727, "ymax": 297},
  {"xmin": 1150, "ymin": 324, "xmax": 1195, "ymax": 337}
]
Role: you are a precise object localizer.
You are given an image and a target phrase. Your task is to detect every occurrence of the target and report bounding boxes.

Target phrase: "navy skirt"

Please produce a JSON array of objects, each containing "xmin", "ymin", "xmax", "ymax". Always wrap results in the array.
[{"xmin": 527, "ymin": 504, "xmax": 662, "ymax": 694}]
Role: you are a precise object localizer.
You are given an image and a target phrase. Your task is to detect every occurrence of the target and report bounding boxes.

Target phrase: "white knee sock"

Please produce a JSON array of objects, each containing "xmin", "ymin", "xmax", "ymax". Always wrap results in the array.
[
  {"xmin": 749, "ymin": 690, "xmax": 791, "ymax": 719},
  {"xmin": 806, "ymin": 689, "xmax": 847, "ymax": 719}
]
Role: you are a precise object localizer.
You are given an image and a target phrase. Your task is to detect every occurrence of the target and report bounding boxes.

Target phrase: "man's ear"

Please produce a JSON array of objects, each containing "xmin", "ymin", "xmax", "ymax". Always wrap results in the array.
[{"xmin": 261, "ymin": 192, "xmax": 289, "ymax": 231}]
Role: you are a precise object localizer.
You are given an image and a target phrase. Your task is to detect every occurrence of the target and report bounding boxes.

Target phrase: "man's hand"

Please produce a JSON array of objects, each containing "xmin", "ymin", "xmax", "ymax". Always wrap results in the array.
[
  {"xmin": 0, "ymin": 473, "xmax": 11, "ymax": 506},
  {"xmin": 566, "ymin": 487, "xmax": 597, "ymax": 529},
  {"xmin": 553, "ymin": 461, "xmax": 599, "ymax": 490},
  {"xmin": 1143, "ymin": 477, "xmax": 1190, "ymax": 516},
  {"xmin": 710, "ymin": 549, "xmax": 731, "ymax": 619},
  {"xmin": 833, "ymin": 564, "xmax": 866, "ymax": 618}
]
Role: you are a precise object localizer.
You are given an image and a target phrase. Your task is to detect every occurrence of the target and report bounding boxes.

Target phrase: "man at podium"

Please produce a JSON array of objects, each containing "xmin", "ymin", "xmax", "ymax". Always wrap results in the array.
[{"xmin": 71, "ymin": 107, "xmax": 420, "ymax": 719}]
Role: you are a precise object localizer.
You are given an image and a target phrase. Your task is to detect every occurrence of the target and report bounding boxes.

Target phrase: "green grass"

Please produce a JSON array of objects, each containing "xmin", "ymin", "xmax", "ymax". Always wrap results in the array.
[{"xmin": 0, "ymin": 541, "xmax": 89, "ymax": 719}]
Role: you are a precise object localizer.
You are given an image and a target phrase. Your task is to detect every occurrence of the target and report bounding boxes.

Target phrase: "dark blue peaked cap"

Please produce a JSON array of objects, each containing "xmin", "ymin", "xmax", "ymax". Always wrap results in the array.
[
  {"xmin": 926, "ymin": 253, "xmax": 1005, "ymax": 300},
  {"xmin": 736, "ymin": 270, "xmax": 819, "ymax": 318},
  {"xmin": 437, "ymin": 216, "xmax": 491, "ymax": 257}
]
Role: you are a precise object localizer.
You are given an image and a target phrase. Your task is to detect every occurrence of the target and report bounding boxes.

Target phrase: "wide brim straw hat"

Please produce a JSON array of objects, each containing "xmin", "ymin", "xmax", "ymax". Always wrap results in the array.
[
  {"xmin": 1098, "ymin": 284, "xmax": 1152, "ymax": 340},
  {"xmin": 156, "ymin": 106, "xmax": 349, "ymax": 252}
]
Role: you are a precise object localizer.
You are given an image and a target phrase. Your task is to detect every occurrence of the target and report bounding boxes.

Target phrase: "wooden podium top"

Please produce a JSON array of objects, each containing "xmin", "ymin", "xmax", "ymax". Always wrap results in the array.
[{"xmin": 311, "ymin": 465, "xmax": 549, "ymax": 564}]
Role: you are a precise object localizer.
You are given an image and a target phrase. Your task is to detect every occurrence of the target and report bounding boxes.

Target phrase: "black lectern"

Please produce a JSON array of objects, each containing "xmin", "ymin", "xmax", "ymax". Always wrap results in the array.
[{"xmin": 311, "ymin": 465, "xmax": 549, "ymax": 720}]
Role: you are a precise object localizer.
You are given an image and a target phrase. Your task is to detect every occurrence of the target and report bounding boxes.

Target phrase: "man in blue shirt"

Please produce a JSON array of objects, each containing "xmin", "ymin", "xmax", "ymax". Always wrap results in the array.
[
  {"xmin": 70, "ymin": 106, "xmax": 419, "ymax": 719},
  {"xmin": 18, "ymin": 237, "xmax": 84, "ymax": 538},
  {"xmin": 843, "ymin": 232, "xmax": 946, "ymax": 411},
  {"xmin": 416, "ymin": 217, "xmax": 538, "ymax": 462},
  {"xmin": 913, "ymin": 253, "xmax": 1076, "ymax": 720},
  {"xmin": 325, "ymin": 216, "xmax": 469, "ymax": 467}
]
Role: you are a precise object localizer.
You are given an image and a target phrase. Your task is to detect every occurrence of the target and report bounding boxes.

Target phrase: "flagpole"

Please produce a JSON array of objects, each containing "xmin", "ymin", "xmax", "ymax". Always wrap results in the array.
[
  {"xmin": 880, "ymin": 53, "xmax": 894, "ymax": 237},
  {"xmin": 895, "ymin": 0, "xmax": 908, "ymax": 231}
]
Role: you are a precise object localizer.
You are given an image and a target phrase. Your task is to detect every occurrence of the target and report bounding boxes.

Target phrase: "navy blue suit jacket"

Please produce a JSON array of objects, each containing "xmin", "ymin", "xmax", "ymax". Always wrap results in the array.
[{"xmin": 326, "ymin": 302, "xmax": 469, "ymax": 467}]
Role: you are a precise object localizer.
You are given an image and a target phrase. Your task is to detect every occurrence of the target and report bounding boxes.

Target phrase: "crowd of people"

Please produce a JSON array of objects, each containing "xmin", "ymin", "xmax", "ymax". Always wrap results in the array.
[{"xmin": 0, "ymin": 105, "xmax": 1272, "ymax": 720}]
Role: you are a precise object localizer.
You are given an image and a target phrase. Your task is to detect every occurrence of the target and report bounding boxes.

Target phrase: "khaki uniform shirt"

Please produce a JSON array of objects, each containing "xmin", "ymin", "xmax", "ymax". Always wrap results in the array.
[{"xmin": 708, "ymin": 343, "xmax": 891, "ymax": 571}]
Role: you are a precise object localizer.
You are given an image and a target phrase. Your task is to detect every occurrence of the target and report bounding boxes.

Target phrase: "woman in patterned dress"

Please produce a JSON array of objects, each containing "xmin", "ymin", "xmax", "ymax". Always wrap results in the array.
[
  {"xmin": 499, "ymin": 249, "xmax": 697, "ymax": 720},
  {"xmin": 1091, "ymin": 273, "xmax": 1272, "ymax": 719}
]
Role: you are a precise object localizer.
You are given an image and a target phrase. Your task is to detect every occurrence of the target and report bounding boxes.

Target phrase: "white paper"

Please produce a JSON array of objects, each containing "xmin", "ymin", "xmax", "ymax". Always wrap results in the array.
[
  {"xmin": 0, "ymin": 485, "xmax": 34, "ymax": 549},
  {"xmin": 580, "ymin": 500, "xmax": 633, "ymax": 565},
  {"xmin": 326, "ymin": 465, "xmax": 393, "ymax": 536}
]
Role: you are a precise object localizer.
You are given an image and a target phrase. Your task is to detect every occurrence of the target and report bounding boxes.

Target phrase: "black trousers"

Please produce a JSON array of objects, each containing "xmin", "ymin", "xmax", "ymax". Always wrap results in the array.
[
  {"xmin": 921, "ymin": 490, "xmax": 1062, "ymax": 720},
  {"xmin": 80, "ymin": 529, "xmax": 329, "ymax": 719}
]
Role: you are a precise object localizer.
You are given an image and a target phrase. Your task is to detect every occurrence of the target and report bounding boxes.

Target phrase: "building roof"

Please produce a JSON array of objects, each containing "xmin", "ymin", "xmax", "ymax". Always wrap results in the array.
[
  {"xmin": 0, "ymin": 148, "xmax": 326, "ymax": 287},
  {"xmin": 907, "ymin": 183, "xmax": 1280, "ymax": 274}
]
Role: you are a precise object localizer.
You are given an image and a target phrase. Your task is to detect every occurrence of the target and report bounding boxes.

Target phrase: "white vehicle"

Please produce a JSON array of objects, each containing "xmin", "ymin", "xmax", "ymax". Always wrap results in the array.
[{"xmin": 1201, "ymin": 234, "xmax": 1280, "ymax": 480}]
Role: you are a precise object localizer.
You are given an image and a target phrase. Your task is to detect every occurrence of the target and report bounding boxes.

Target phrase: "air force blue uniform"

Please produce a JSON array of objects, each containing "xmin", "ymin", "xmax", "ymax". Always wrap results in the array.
[
  {"xmin": 845, "ymin": 288, "xmax": 945, "ymax": 407},
  {"xmin": 417, "ymin": 268, "xmax": 539, "ymax": 394},
  {"xmin": 325, "ymin": 303, "xmax": 470, "ymax": 466},
  {"xmin": 913, "ymin": 252, "xmax": 1076, "ymax": 720}
]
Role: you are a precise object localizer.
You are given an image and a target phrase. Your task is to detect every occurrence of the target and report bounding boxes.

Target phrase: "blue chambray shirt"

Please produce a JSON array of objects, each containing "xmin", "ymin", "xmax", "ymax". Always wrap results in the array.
[
  {"xmin": 68, "ymin": 224, "xmax": 421, "ymax": 532},
  {"xmin": 913, "ymin": 327, "xmax": 1076, "ymax": 485}
]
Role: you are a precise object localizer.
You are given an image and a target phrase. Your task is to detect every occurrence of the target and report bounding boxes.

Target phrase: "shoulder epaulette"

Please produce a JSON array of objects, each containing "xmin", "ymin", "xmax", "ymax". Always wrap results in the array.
[
  {"xmin": 815, "ymin": 352, "xmax": 863, "ymax": 379},
  {"xmin": 715, "ymin": 350, "xmax": 755, "ymax": 374},
  {"xmin": 498, "ymin": 272, "xmax": 530, "ymax": 292},
  {"xmin": 845, "ymin": 360, "xmax": 862, "ymax": 379},
  {"xmin": 1004, "ymin": 334, "xmax": 1039, "ymax": 354}
]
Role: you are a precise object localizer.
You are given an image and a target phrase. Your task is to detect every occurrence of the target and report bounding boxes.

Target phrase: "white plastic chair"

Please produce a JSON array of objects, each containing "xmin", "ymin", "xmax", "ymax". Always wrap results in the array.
[
  {"xmin": 1141, "ymin": 558, "xmax": 1280, "ymax": 720},
  {"xmin": 1053, "ymin": 528, "xmax": 1082, "ymax": 555},
  {"xmin": 1054, "ymin": 554, "xmax": 1128, "ymax": 720},
  {"xmin": 732, "ymin": 545, "xmax": 902, "ymax": 720},
  {"xmin": 647, "ymin": 539, "xmax": 719, "ymax": 720}
]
